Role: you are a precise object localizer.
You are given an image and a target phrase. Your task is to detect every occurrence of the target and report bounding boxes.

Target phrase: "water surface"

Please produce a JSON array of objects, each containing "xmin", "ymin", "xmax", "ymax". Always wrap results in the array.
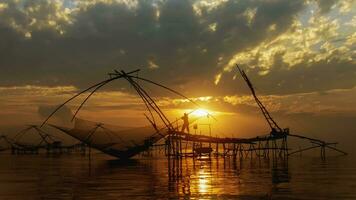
[{"xmin": 0, "ymin": 153, "xmax": 355, "ymax": 199}]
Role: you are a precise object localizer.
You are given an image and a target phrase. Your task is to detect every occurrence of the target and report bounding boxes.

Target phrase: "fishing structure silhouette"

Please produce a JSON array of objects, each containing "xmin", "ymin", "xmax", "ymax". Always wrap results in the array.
[
  {"xmin": 0, "ymin": 65, "xmax": 347, "ymax": 160},
  {"xmin": 38, "ymin": 65, "xmax": 347, "ymax": 160},
  {"xmin": 0, "ymin": 125, "xmax": 85, "ymax": 155}
]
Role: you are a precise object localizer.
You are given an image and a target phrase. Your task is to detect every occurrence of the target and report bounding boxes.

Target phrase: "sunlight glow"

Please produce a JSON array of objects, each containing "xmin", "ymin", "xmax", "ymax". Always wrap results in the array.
[{"xmin": 191, "ymin": 108, "xmax": 210, "ymax": 117}]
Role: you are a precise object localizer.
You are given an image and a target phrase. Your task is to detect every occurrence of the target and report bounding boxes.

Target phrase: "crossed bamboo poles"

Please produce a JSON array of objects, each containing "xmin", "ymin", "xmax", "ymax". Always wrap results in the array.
[{"xmin": 41, "ymin": 69, "xmax": 214, "ymax": 143}]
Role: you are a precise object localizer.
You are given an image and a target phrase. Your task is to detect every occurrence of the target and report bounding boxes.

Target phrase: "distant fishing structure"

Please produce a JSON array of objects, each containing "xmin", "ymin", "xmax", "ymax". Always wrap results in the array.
[
  {"xmin": 0, "ymin": 135, "xmax": 12, "ymax": 152},
  {"xmin": 0, "ymin": 125, "xmax": 85, "ymax": 155},
  {"xmin": 36, "ymin": 65, "xmax": 347, "ymax": 160}
]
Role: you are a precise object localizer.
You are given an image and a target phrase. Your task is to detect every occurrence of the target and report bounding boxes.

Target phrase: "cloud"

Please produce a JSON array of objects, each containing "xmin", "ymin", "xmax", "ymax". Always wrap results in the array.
[
  {"xmin": 316, "ymin": 0, "xmax": 338, "ymax": 14},
  {"xmin": 221, "ymin": 14, "xmax": 350, "ymax": 73},
  {"xmin": 148, "ymin": 60, "xmax": 159, "ymax": 69},
  {"xmin": 0, "ymin": 0, "xmax": 355, "ymax": 136},
  {"xmin": 222, "ymin": 87, "xmax": 356, "ymax": 115},
  {"xmin": 0, "ymin": 0, "xmax": 307, "ymax": 91},
  {"xmin": 0, "ymin": 85, "xmax": 77, "ymax": 95},
  {"xmin": 38, "ymin": 104, "xmax": 73, "ymax": 123},
  {"xmin": 1, "ymin": 0, "xmax": 353, "ymax": 93},
  {"xmin": 215, "ymin": 0, "xmax": 355, "ymax": 94},
  {"xmin": 0, "ymin": 84, "xmax": 159, "ymax": 126}
]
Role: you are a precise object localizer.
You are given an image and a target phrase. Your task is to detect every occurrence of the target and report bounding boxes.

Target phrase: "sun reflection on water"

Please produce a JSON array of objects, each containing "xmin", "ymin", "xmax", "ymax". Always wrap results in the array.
[
  {"xmin": 166, "ymin": 157, "xmax": 292, "ymax": 198},
  {"xmin": 198, "ymin": 172, "xmax": 209, "ymax": 193},
  {"xmin": 189, "ymin": 162, "xmax": 214, "ymax": 195}
]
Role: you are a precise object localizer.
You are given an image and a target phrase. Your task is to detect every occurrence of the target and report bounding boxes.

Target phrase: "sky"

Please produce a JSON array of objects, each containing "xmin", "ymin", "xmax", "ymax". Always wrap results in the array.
[{"xmin": 0, "ymin": 0, "xmax": 355, "ymax": 148}]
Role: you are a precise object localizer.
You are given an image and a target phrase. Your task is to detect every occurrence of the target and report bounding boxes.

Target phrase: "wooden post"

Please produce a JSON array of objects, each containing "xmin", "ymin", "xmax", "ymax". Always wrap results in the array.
[
  {"xmin": 223, "ymin": 143, "xmax": 226, "ymax": 157},
  {"xmin": 250, "ymin": 144, "xmax": 253, "ymax": 159},
  {"xmin": 285, "ymin": 136, "xmax": 288, "ymax": 158},
  {"xmin": 233, "ymin": 143, "xmax": 237, "ymax": 160},
  {"xmin": 258, "ymin": 141, "xmax": 261, "ymax": 158}
]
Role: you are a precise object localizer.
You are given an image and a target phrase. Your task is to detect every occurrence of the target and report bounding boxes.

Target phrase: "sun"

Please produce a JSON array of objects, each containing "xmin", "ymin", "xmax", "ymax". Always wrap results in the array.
[{"xmin": 191, "ymin": 108, "xmax": 210, "ymax": 117}]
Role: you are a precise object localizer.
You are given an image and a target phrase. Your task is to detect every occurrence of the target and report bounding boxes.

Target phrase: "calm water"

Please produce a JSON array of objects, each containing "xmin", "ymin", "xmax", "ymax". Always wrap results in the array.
[{"xmin": 0, "ymin": 153, "xmax": 355, "ymax": 200}]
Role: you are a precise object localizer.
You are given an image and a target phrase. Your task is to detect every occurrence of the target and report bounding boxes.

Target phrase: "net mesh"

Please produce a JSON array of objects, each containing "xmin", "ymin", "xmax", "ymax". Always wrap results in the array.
[{"xmin": 54, "ymin": 118, "xmax": 165, "ymax": 158}]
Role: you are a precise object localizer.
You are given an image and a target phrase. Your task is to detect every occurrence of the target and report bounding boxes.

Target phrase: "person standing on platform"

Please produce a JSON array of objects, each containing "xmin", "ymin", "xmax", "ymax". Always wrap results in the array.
[{"xmin": 181, "ymin": 113, "xmax": 190, "ymax": 133}]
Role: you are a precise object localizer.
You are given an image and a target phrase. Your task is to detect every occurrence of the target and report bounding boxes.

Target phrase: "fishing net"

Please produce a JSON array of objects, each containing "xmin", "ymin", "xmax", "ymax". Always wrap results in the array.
[
  {"xmin": 52, "ymin": 118, "xmax": 166, "ymax": 158},
  {"xmin": 0, "ymin": 136, "xmax": 12, "ymax": 151},
  {"xmin": 42, "ymin": 71, "xmax": 199, "ymax": 158}
]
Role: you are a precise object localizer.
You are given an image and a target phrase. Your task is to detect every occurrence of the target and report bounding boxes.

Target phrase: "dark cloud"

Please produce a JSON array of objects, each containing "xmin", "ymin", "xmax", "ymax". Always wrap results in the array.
[
  {"xmin": 218, "ymin": 54, "xmax": 356, "ymax": 96},
  {"xmin": 0, "ymin": 0, "xmax": 305, "ymax": 89},
  {"xmin": 0, "ymin": 0, "xmax": 354, "ymax": 98},
  {"xmin": 316, "ymin": 0, "xmax": 339, "ymax": 14}
]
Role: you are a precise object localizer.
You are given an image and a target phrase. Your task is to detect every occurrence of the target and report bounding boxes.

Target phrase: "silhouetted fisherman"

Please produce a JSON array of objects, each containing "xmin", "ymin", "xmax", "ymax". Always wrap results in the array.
[
  {"xmin": 271, "ymin": 128, "xmax": 279, "ymax": 136},
  {"xmin": 181, "ymin": 113, "xmax": 190, "ymax": 133}
]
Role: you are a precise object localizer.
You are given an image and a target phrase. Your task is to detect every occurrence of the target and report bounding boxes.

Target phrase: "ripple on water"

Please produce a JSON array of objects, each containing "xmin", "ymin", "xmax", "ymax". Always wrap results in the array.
[{"xmin": 0, "ymin": 153, "xmax": 355, "ymax": 199}]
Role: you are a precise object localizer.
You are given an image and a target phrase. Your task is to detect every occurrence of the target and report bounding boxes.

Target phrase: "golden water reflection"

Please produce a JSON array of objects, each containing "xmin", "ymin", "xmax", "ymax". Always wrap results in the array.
[
  {"xmin": 165, "ymin": 157, "xmax": 289, "ymax": 198},
  {"xmin": 197, "ymin": 169, "xmax": 209, "ymax": 194},
  {"xmin": 1, "ymin": 153, "xmax": 353, "ymax": 199}
]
